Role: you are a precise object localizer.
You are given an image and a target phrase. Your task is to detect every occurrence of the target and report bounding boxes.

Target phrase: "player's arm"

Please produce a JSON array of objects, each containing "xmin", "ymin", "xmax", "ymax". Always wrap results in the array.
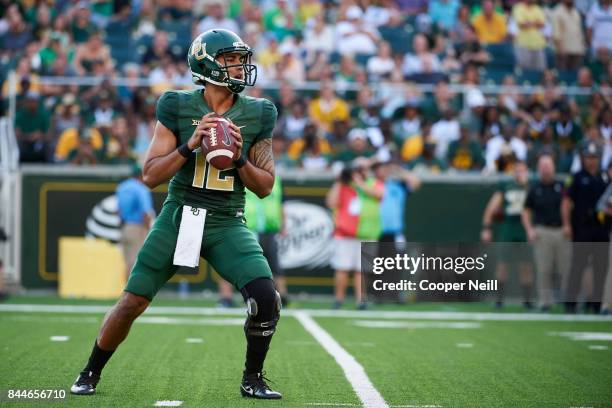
[
  {"xmin": 238, "ymin": 136, "xmax": 275, "ymax": 198},
  {"xmin": 143, "ymin": 114, "xmax": 216, "ymax": 189},
  {"xmin": 326, "ymin": 181, "xmax": 341, "ymax": 210},
  {"xmin": 561, "ymin": 196, "xmax": 573, "ymax": 239},
  {"xmin": 232, "ymin": 101, "xmax": 277, "ymax": 198},
  {"xmin": 481, "ymin": 191, "xmax": 502, "ymax": 242},
  {"xmin": 521, "ymin": 189, "xmax": 536, "ymax": 241}
]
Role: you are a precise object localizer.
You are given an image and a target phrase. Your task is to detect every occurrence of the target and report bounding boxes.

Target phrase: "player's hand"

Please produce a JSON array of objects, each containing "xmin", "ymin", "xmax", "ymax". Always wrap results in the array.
[
  {"xmin": 562, "ymin": 224, "xmax": 572, "ymax": 240},
  {"xmin": 481, "ymin": 228, "xmax": 492, "ymax": 243},
  {"xmin": 527, "ymin": 228, "xmax": 537, "ymax": 242},
  {"xmin": 187, "ymin": 113, "xmax": 217, "ymax": 151},
  {"xmin": 227, "ymin": 121, "xmax": 243, "ymax": 161}
]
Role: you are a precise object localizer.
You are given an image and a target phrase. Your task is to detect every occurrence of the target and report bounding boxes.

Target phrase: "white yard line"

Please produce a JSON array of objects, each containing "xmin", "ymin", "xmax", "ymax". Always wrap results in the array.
[
  {"xmin": 295, "ymin": 311, "xmax": 389, "ymax": 408},
  {"xmin": 49, "ymin": 335, "xmax": 69, "ymax": 342},
  {"xmin": 153, "ymin": 401, "xmax": 182, "ymax": 407},
  {"xmin": 1, "ymin": 304, "xmax": 612, "ymax": 322}
]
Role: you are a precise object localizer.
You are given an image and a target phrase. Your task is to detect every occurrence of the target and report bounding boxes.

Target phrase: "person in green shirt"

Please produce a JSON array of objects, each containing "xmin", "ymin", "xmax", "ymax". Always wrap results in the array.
[
  {"xmin": 481, "ymin": 161, "xmax": 534, "ymax": 310},
  {"xmin": 14, "ymin": 92, "xmax": 50, "ymax": 162},
  {"xmin": 446, "ymin": 126, "xmax": 484, "ymax": 170},
  {"xmin": 66, "ymin": 127, "xmax": 104, "ymax": 165},
  {"xmin": 245, "ymin": 177, "xmax": 289, "ymax": 306}
]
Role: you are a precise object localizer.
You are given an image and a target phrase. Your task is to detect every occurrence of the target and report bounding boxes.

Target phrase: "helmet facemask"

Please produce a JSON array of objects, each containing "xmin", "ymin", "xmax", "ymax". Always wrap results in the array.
[{"xmin": 215, "ymin": 51, "xmax": 257, "ymax": 93}]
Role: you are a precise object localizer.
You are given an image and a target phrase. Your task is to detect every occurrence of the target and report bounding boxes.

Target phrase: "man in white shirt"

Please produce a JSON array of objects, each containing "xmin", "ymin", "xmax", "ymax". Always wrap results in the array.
[
  {"xmin": 197, "ymin": 1, "xmax": 239, "ymax": 35},
  {"xmin": 552, "ymin": 0, "xmax": 587, "ymax": 69},
  {"xmin": 485, "ymin": 124, "xmax": 528, "ymax": 172},
  {"xmin": 431, "ymin": 109, "xmax": 460, "ymax": 160},
  {"xmin": 587, "ymin": 0, "xmax": 612, "ymax": 55},
  {"xmin": 335, "ymin": 5, "xmax": 380, "ymax": 56}
]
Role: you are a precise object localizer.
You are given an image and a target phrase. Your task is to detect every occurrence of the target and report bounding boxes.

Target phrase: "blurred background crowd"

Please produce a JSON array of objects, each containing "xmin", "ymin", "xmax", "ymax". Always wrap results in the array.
[{"xmin": 1, "ymin": 0, "xmax": 612, "ymax": 175}]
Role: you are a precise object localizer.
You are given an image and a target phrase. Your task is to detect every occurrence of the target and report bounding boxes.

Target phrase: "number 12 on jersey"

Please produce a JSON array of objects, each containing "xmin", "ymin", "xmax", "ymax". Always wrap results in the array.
[{"xmin": 192, "ymin": 150, "xmax": 235, "ymax": 191}]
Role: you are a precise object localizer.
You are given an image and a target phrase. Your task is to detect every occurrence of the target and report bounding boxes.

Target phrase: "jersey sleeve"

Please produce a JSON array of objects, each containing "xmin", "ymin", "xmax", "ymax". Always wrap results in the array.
[
  {"xmin": 156, "ymin": 91, "xmax": 180, "ymax": 141},
  {"xmin": 255, "ymin": 99, "xmax": 278, "ymax": 142}
]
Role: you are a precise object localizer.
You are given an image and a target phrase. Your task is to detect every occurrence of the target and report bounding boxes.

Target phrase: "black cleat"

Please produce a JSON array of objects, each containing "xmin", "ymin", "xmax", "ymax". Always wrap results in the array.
[
  {"xmin": 240, "ymin": 371, "xmax": 282, "ymax": 399},
  {"xmin": 70, "ymin": 370, "xmax": 100, "ymax": 395}
]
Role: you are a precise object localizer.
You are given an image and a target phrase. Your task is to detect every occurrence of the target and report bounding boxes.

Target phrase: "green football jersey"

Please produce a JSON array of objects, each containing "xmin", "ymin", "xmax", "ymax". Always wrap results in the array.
[
  {"xmin": 499, "ymin": 179, "xmax": 527, "ymax": 221},
  {"xmin": 156, "ymin": 89, "xmax": 277, "ymax": 212}
]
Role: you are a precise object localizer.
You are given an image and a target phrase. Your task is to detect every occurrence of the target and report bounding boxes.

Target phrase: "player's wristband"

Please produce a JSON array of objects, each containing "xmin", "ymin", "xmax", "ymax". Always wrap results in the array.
[
  {"xmin": 482, "ymin": 225, "xmax": 491, "ymax": 230},
  {"xmin": 234, "ymin": 156, "xmax": 247, "ymax": 169},
  {"xmin": 177, "ymin": 143, "xmax": 192, "ymax": 158}
]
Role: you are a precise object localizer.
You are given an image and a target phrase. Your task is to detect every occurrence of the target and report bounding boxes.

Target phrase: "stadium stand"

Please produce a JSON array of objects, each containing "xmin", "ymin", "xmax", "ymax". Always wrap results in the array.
[{"xmin": 0, "ymin": 0, "xmax": 610, "ymax": 174}]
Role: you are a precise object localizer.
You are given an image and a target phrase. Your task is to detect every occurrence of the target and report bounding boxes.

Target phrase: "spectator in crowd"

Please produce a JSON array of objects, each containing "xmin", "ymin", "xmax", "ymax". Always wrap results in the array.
[
  {"xmin": 456, "ymin": 25, "xmax": 492, "ymax": 67},
  {"xmin": 334, "ymin": 128, "xmax": 375, "ymax": 164},
  {"xmin": 1, "ymin": 57, "xmax": 41, "ymax": 98},
  {"xmin": 428, "ymin": 0, "xmax": 460, "ymax": 32},
  {"xmin": 512, "ymin": 0, "xmax": 548, "ymax": 71},
  {"xmin": 402, "ymin": 34, "xmax": 443, "ymax": 78},
  {"xmin": 196, "ymin": 1, "xmax": 239, "ymax": 35},
  {"xmin": 263, "ymin": 0, "xmax": 301, "ymax": 41},
  {"xmin": 392, "ymin": 101, "xmax": 422, "ymax": 146},
  {"xmin": 430, "ymin": 109, "xmax": 460, "ymax": 160},
  {"xmin": 275, "ymin": 101, "xmax": 308, "ymax": 141},
  {"xmin": 67, "ymin": 128, "xmax": 102, "ymax": 165},
  {"xmin": 0, "ymin": 4, "xmax": 32, "ymax": 55},
  {"xmin": 553, "ymin": 105, "xmax": 584, "ymax": 171},
  {"xmin": 408, "ymin": 132, "xmax": 449, "ymax": 172},
  {"xmin": 69, "ymin": 1, "xmax": 96, "ymax": 43},
  {"xmin": 303, "ymin": 13, "xmax": 334, "ymax": 58},
  {"xmin": 522, "ymin": 155, "xmax": 570, "ymax": 311},
  {"xmin": 482, "ymin": 161, "xmax": 534, "ymax": 309},
  {"xmin": 529, "ymin": 126, "xmax": 562, "ymax": 170},
  {"xmin": 308, "ymin": 82, "xmax": 350, "ymax": 133},
  {"xmin": 14, "ymin": 92, "xmax": 50, "ymax": 163},
  {"xmin": 142, "ymin": 31, "xmax": 173, "ymax": 67},
  {"xmin": 471, "ymin": 0, "xmax": 508, "ymax": 45},
  {"xmin": 287, "ymin": 121, "xmax": 332, "ymax": 162},
  {"xmin": 276, "ymin": 42, "xmax": 306, "ymax": 83},
  {"xmin": 446, "ymin": 126, "xmax": 485, "ymax": 171},
  {"xmin": 563, "ymin": 141, "xmax": 610, "ymax": 313},
  {"xmin": 326, "ymin": 158, "xmax": 384, "ymax": 310},
  {"xmin": 335, "ymin": 5, "xmax": 379, "ymax": 56},
  {"xmin": 72, "ymin": 31, "xmax": 114, "ymax": 76},
  {"xmin": 586, "ymin": 0, "xmax": 612, "ymax": 57},
  {"xmin": 116, "ymin": 165, "xmax": 154, "ymax": 279},
  {"xmin": 461, "ymin": 85, "xmax": 486, "ymax": 133},
  {"xmin": 485, "ymin": 124, "xmax": 528, "ymax": 173},
  {"xmin": 298, "ymin": 129, "xmax": 331, "ymax": 170},
  {"xmin": 245, "ymin": 177, "xmax": 290, "ymax": 307},
  {"xmin": 366, "ymin": 41, "xmax": 395, "ymax": 81},
  {"xmin": 521, "ymin": 102, "xmax": 549, "ymax": 141},
  {"xmin": 552, "ymin": 0, "xmax": 587, "ymax": 70}
]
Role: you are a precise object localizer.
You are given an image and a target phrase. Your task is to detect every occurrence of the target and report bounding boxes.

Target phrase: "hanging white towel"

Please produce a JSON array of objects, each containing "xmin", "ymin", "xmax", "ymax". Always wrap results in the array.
[{"xmin": 173, "ymin": 206, "xmax": 206, "ymax": 267}]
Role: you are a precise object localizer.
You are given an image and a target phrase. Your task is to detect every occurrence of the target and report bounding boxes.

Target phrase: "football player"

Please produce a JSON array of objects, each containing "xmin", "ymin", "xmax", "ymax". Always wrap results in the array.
[{"xmin": 70, "ymin": 29, "xmax": 282, "ymax": 399}]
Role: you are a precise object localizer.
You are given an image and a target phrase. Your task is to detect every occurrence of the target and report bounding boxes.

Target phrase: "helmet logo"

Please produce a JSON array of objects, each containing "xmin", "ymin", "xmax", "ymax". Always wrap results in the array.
[
  {"xmin": 191, "ymin": 38, "xmax": 208, "ymax": 61},
  {"xmin": 211, "ymin": 70, "xmax": 220, "ymax": 77}
]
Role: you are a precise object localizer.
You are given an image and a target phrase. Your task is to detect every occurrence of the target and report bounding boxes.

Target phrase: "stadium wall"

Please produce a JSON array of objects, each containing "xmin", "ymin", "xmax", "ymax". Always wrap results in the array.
[{"xmin": 18, "ymin": 166, "xmax": 500, "ymax": 293}]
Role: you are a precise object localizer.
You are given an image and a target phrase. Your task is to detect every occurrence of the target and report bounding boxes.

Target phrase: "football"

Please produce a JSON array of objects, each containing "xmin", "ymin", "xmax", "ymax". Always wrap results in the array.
[{"xmin": 201, "ymin": 117, "xmax": 236, "ymax": 170}]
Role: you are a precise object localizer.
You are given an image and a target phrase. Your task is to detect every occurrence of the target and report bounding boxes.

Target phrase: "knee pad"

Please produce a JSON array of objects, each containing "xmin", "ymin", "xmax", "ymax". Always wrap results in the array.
[{"xmin": 242, "ymin": 280, "xmax": 281, "ymax": 337}]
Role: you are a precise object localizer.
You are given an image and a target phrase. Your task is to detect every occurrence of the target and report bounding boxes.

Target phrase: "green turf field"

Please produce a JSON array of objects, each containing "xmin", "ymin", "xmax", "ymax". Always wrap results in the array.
[{"xmin": 1, "ymin": 297, "xmax": 611, "ymax": 407}]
